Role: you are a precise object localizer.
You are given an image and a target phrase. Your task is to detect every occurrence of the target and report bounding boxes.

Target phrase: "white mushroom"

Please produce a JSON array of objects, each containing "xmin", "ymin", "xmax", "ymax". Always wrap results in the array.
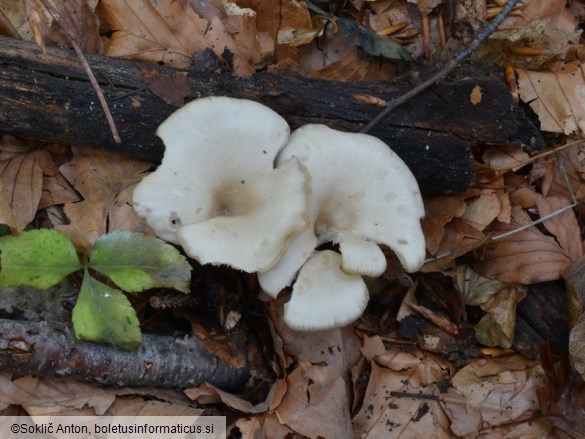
[
  {"xmin": 284, "ymin": 250, "xmax": 368, "ymax": 331},
  {"xmin": 132, "ymin": 97, "xmax": 311, "ymax": 272},
  {"xmin": 259, "ymin": 124, "xmax": 425, "ymax": 329}
]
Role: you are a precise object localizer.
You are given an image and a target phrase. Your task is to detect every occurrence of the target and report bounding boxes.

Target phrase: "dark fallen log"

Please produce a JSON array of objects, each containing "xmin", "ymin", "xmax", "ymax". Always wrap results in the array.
[
  {"xmin": 0, "ymin": 35, "xmax": 541, "ymax": 195},
  {"xmin": 0, "ymin": 319, "xmax": 249, "ymax": 390}
]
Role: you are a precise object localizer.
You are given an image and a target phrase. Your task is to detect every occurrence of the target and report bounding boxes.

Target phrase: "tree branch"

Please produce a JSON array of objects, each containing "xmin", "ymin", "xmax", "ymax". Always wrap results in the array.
[
  {"xmin": 0, "ymin": 35, "xmax": 541, "ymax": 195},
  {"xmin": 0, "ymin": 319, "xmax": 249, "ymax": 391}
]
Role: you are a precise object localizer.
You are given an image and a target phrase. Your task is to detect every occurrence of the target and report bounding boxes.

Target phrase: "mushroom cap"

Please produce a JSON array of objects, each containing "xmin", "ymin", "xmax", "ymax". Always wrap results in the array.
[
  {"xmin": 284, "ymin": 250, "xmax": 369, "ymax": 330},
  {"xmin": 278, "ymin": 124, "xmax": 425, "ymax": 274},
  {"xmin": 258, "ymin": 228, "xmax": 317, "ymax": 297},
  {"xmin": 133, "ymin": 97, "xmax": 311, "ymax": 272}
]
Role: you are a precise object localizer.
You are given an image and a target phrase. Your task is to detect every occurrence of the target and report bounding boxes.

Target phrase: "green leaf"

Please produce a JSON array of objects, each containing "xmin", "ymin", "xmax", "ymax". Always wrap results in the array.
[
  {"xmin": 0, "ymin": 229, "xmax": 82, "ymax": 289},
  {"xmin": 72, "ymin": 272, "xmax": 142, "ymax": 350},
  {"xmin": 88, "ymin": 231, "xmax": 191, "ymax": 293}
]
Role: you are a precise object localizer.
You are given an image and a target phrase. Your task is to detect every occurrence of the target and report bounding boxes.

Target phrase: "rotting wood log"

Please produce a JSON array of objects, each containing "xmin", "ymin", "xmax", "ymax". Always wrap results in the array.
[
  {"xmin": 0, "ymin": 319, "xmax": 250, "ymax": 390},
  {"xmin": 0, "ymin": 35, "xmax": 542, "ymax": 195}
]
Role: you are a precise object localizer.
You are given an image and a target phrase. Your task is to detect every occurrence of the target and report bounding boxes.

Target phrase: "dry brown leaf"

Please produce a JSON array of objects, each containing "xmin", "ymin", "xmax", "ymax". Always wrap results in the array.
[
  {"xmin": 472, "ymin": 207, "xmax": 574, "ymax": 284},
  {"xmin": 443, "ymin": 356, "xmax": 544, "ymax": 437},
  {"xmin": 563, "ymin": 254, "xmax": 585, "ymax": 326},
  {"xmin": 233, "ymin": 414, "xmax": 295, "ymax": 438},
  {"xmin": 538, "ymin": 344, "xmax": 585, "ymax": 438},
  {"xmin": 473, "ymin": 418, "xmax": 555, "ymax": 438},
  {"xmin": 98, "ymin": 0, "xmax": 259, "ymax": 74},
  {"xmin": 56, "ymin": 148, "xmax": 150, "ymax": 252},
  {"xmin": 545, "ymin": 142, "xmax": 585, "ymax": 208},
  {"xmin": 474, "ymin": 287, "xmax": 527, "ymax": 348},
  {"xmin": 0, "ymin": 0, "xmax": 33, "ymax": 39},
  {"xmin": 268, "ymin": 298, "xmax": 362, "ymax": 378},
  {"xmin": 185, "ymin": 379, "xmax": 287, "ymax": 414},
  {"xmin": 461, "ymin": 192, "xmax": 501, "ymax": 232},
  {"xmin": 352, "ymin": 344, "xmax": 454, "ymax": 438},
  {"xmin": 569, "ymin": 314, "xmax": 585, "ymax": 381},
  {"xmin": 277, "ymin": 363, "xmax": 353, "ymax": 438},
  {"xmin": 108, "ymin": 180, "xmax": 152, "ymax": 234},
  {"xmin": 35, "ymin": 149, "xmax": 81, "ymax": 210},
  {"xmin": 422, "ymin": 218, "xmax": 487, "ymax": 273},
  {"xmin": 304, "ymin": 47, "xmax": 396, "ymax": 81},
  {"xmin": 421, "ymin": 196, "xmax": 467, "ymax": 255},
  {"xmin": 0, "ymin": 374, "xmax": 117, "ymax": 415},
  {"xmin": 105, "ymin": 397, "xmax": 203, "ymax": 416},
  {"xmin": 535, "ymin": 195, "xmax": 583, "ymax": 261},
  {"xmin": 518, "ymin": 65, "xmax": 585, "ymax": 135},
  {"xmin": 23, "ymin": 0, "xmax": 103, "ymax": 53},
  {"xmin": 482, "ymin": 144, "xmax": 531, "ymax": 172},
  {"xmin": 141, "ymin": 68, "xmax": 191, "ymax": 107},
  {"xmin": 247, "ymin": 0, "xmax": 312, "ymax": 64},
  {"xmin": 0, "ymin": 149, "xmax": 43, "ymax": 232}
]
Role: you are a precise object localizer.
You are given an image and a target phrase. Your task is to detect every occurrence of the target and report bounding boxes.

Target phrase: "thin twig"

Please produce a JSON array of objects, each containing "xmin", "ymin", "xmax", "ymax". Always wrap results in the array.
[
  {"xmin": 39, "ymin": 0, "xmax": 121, "ymax": 144},
  {"xmin": 491, "ymin": 203, "xmax": 577, "ymax": 241},
  {"xmin": 360, "ymin": 0, "xmax": 521, "ymax": 134}
]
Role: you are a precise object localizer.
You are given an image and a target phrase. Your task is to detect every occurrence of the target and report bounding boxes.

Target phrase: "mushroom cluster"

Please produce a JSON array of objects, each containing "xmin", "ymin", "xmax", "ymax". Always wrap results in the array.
[{"xmin": 133, "ymin": 97, "xmax": 425, "ymax": 331}]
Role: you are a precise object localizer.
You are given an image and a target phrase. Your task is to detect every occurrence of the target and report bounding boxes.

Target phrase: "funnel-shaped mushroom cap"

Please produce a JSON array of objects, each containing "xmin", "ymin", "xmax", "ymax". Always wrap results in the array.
[
  {"xmin": 133, "ymin": 97, "xmax": 310, "ymax": 272},
  {"xmin": 279, "ymin": 124, "xmax": 425, "ymax": 274},
  {"xmin": 284, "ymin": 250, "xmax": 368, "ymax": 330}
]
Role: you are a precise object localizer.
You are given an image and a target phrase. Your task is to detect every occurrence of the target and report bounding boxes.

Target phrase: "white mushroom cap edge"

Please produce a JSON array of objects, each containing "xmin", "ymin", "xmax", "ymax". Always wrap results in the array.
[
  {"xmin": 132, "ymin": 97, "xmax": 311, "ymax": 273},
  {"xmin": 284, "ymin": 250, "xmax": 369, "ymax": 331}
]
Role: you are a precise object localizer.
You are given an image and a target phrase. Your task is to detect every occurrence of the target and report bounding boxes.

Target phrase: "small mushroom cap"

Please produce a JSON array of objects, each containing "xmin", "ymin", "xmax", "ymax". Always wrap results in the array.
[
  {"xmin": 133, "ymin": 97, "xmax": 310, "ymax": 272},
  {"xmin": 284, "ymin": 250, "xmax": 369, "ymax": 330},
  {"xmin": 277, "ymin": 124, "xmax": 426, "ymax": 274}
]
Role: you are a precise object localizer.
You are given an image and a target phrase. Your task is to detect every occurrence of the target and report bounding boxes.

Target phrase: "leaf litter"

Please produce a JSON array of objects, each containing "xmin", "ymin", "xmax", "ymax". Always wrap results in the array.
[{"xmin": 2, "ymin": 0, "xmax": 585, "ymax": 437}]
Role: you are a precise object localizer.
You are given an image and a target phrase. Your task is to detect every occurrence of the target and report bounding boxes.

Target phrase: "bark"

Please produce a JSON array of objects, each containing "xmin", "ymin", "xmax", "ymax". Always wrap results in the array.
[
  {"xmin": 0, "ymin": 319, "xmax": 249, "ymax": 391},
  {"xmin": 0, "ymin": 35, "xmax": 541, "ymax": 195}
]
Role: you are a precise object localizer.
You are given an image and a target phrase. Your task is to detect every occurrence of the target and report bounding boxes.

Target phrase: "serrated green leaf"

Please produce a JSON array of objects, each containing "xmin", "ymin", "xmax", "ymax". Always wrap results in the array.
[
  {"xmin": 72, "ymin": 272, "xmax": 142, "ymax": 350},
  {"xmin": 88, "ymin": 231, "xmax": 191, "ymax": 293},
  {"xmin": 0, "ymin": 229, "xmax": 82, "ymax": 289}
]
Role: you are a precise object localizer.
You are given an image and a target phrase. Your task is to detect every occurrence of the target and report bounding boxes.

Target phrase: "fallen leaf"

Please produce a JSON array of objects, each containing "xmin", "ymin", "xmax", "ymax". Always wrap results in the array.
[
  {"xmin": 56, "ymin": 148, "xmax": 150, "ymax": 253},
  {"xmin": 36, "ymin": 149, "xmax": 80, "ymax": 210},
  {"xmin": 98, "ymin": 0, "xmax": 259, "ymax": 74},
  {"xmin": 474, "ymin": 287, "xmax": 527, "ymax": 348},
  {"xmin": 545, "ymin": 142, "xmax": 585, "ymax": 212},
  {"xmin": 461, "ymin": 192, "xmax": 501, "ymax": 232},
  {"xmin": 471, "ymin": 207, "xmax": 574, "ymax": 284},
  {"xmin": 569, "ymin": 314, "xmax": 585, "ymax": 381},
  {"xmin": 23, "ymin": 0, "xmax": 103, "ymax": 53},
  {"xmin": 535, "ymin": 195, "xmax": 583, "ymax": 261},
  {"xmin": 0, "ymin": 149, "xmax": 43, "ymax": 232},
  {"xmin": 563, "ymin": 254, "xmax": 585, "ymax": 326},
  {"xmin": 443, "ymin": 356, "xmax": 544, "ymax": 437},
  {"xmin": 482, "ymin": 144, "xmax": 531, "ymax": 172},
  {"xmin": 422, "ymin": 218, "xmax": 487, "ymax": 273},
  {"xmin": 538, "ymin": 343, "xmax": 585, "ymax": 438},
  {"xmin": 185, "ymin": 380, "xmax": 287, "ymax": 414},
  {"xmin": 277, "ymin": 363, "xmax": 353, "ymax": 438},
  {"xmin": 421, "ymin": 196, "xmax": 467, "ymax": 255},
  {"xmin": 233, "ymin": 414, "xmax": 295, "ymax": 438},
  {"xmin": 105, "ymin": 397, "xmax": 203, "ymax": 416},
  {"xmin": 141, "ymin": 68, "xmax": 191, "ymax": 107},
  {"xmin": 518, "ymin": 65, "xmax": 585, "ymax": 134},
  {"xmin": 0, "ymin": 374, "xmax": 116, "ymax": 415},
  {"xmin": 352, "ymin": 345, "xmax": 454, "ymax": 438}
]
